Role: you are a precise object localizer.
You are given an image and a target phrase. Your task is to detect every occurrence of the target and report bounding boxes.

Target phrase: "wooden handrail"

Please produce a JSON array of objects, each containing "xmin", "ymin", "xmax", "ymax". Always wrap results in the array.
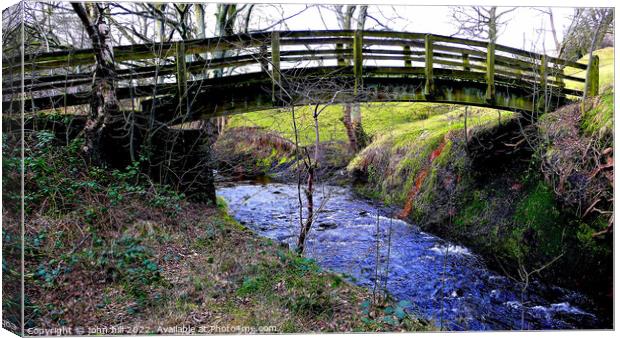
[{"xmin": 3, "ymin": 29, "xmax": 595, "ymax": 110}]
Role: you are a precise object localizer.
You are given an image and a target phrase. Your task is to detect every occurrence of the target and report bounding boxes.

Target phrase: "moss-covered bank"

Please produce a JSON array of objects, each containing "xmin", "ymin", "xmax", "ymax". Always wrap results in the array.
[{"xmin": 347, "ymin": 92, "xmax": 613, "ymax": 321}]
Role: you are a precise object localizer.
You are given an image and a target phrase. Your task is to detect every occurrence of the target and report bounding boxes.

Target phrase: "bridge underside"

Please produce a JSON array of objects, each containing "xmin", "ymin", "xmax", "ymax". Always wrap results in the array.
[
  {"xmin": 143, "ymin": 67, "xmax": 574, "ymax": 124},
  {"xmin": 7, "ymin": 67, "xmax": 574, "ymax": 124}
]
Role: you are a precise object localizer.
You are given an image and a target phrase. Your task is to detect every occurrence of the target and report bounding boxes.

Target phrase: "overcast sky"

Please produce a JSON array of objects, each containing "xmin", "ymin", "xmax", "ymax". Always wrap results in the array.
[
  {"xmin": 1, "ymin": 1, "xmax": 613, "ymax": 57},
  {"xmin": 180, "ymin": 3, "xmax": 582, "ymax": 56},
  {"xmin": 272, "ymin": 5, "xmax": 578, "ymax": 55}
]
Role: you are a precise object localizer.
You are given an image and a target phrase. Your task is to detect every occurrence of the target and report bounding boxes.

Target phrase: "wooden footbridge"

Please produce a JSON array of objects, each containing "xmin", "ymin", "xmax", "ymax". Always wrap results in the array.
[{"xmin": 3, "ymin": 30, "xmax": 596, "ymax": 123}]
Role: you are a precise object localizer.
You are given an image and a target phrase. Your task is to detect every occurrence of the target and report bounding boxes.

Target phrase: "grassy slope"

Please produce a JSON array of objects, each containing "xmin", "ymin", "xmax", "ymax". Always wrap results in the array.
[
  {"xmin": 578, "ymin": 48, "xmax": 614, "ymax": 139},
  {"xmin": 227, "ymin": 102, "xmax": 456, "ymax": 146},
  {"xmin": 564, "ymin": 47, "xmax": 614, "ymax": 92},
  {"xmin": 347, "ymin": 108, "xmax": 515, "ymax": 205},
  {"xmin": 5, "ymin": 130, "xmax": 430, "ymax": 333}
]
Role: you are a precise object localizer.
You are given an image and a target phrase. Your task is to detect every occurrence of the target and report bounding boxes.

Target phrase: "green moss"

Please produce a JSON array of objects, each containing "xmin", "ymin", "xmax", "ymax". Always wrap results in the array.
[
  {"xmin": 581, "ymin": 88, "xmax": 614, "ymax": 140},
  {"xmin": 348, "ymin": 107, "xmax": 515, "ymax": 205},
  {"xmin": 454, "ymin": 190, "xmax": 486, "ymax": 228},
  {"xmin": 514, "ymin": 182, "xmax": 559, "ymax": 228},
  {"xmin": 511, "ymin": 181, "xmax": 565, "ymax": 260},
  {"xmin": 575, "ymin": 215, "xmax": 612, "ymax": 257}
]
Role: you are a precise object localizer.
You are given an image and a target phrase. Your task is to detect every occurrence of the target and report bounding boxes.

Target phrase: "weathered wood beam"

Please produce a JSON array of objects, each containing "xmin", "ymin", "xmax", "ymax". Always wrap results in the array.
[
  {"xmin": 540, "ymin": 55, "xmax": 548, "ymax": 94},
  {"xmin": 7, "ymin": 30, "xmax": 589, "ymax": 74},
  {"xmin": 336, "ymin": 43, "xmax": 346, "ymax": 66},
  {"xmin": 485, "ymin": 41, "xmax": 496, "ymax": 103},
  {"xmin": 271, "ymin": 31, "xmax": 281, "ymax": 104},
  {"xmin": 586, "ymin": 55, "xmax": 599, "ymax": 97},
  {"xmin": 403, "ymin": 45, "xmax": 412, "ymax": 68},
  {"xmin": 462, "ymin": 53, "xmax": 470, "ymax": 71},
  {"xmin": 353, "ymin": 30, "xmax": 363, "ymax": 95},
  {"xmin": 5, "ymin": 66, "xmax": 580, "ymax": 116},
  {"xmin": 424, "ymin": 34, "xmax": 434, "ymax": 97}
]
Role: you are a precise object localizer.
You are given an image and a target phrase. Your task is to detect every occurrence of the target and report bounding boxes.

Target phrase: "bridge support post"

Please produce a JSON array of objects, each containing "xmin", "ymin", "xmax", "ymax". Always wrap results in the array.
[
  {"xmin": 259, "ymin": 44, "xmax": 269, "ymax": 73},
  {"xmin": 175, "ymin": 41, "xmax": 188, "ymax": 115},
  {"xmin": 540, "ymin": 55, "xmax": 548, "ymax": 89},
  {"xmin": 586, "ymin": 55, "xmax": 599, "ymax": 97},
  {"xmin": 271, "ymin": 31, "xmax": 281, "ymax": 105},
  {"xmin": 353, "ymin": 30, "xmax": 363, "ymax": 96},
  {"xmin": 539, "ymin": 55, "xmax": 548, "ymax": 112},
  {"xmin": 462, "ymin": 53, "xmax": 470, "ymax": 71},
  {"xmin": 336, "ymin": 42, "xmax": 346, "ymax": 67},
  {"xmin": 485, "ymin": 42, "xmax": 495, "ymax": 103},
  {"xmin": 424, "ymin": 34, "xmax": 434, "ymax": 97},
  {"xmin": 403, "ymin": 45, "xmax": 412, "ymax": 68}
]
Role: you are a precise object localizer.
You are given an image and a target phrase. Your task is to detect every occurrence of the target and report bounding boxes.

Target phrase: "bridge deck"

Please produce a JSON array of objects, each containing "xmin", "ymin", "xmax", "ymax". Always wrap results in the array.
[{"xmin": 2, "ymin": 30, "xmax": 594, "ymax": 119}]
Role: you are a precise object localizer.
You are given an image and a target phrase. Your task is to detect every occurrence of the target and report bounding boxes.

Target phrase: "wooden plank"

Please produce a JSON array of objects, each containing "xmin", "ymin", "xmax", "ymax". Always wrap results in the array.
[
  {"xmin": 281, "ymin": 30, "xmax": 354, "ymax": 38},
  {"xmin": 430, "ymin": 33, "xmax": 488, "ymax": 48},
  {"xmin": 485, "ymin": 41, "xmax": 495, "ymax": 103},
  {"xmin": 494, "ymin": 43, "xmax": 587, "ymax": 69},
  {"xmin": 586, "ymin": 55, "xmax": 600, "ymax": 97},
  {"xmin": 271, "ymin": 31, "xmax": 281, "ymax": 103},
  {"xmin": 403, "ymin": 46, "xmax": 412, "ymax": 67},
  {"xmin": 336, "ymin": 43, "xmax": 346, "ymax": 66},
  {"xmin": 353, "ymin": 30, "xmax": 363, "ymax": 95},
  {"xmin": 7, "ymin": 29, "xmax": 588, "ymax": 75},
  {"xmin": 431, "ymin": 43, "xmax": 487, "ymax": 59},
  {"xmin": 462, "ymin": 53, "xmax": 470, "ymax": 71},
  {"xmin": 6, "ymin": 66, "xmax": 582, "ymax": 113},
  {"xmin": 280, "ymin": 37, "xmax": 353, "ymax": 46},
  {"xmin": 424, "ymin": 34, "xmax": 434, "ymax": 97},
  {"xmin": 10, "ymin": 52, "xmax": 576, "ymax": 99}
]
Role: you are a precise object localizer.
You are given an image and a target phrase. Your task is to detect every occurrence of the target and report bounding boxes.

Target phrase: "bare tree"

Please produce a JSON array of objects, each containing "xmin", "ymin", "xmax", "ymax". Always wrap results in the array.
[
  {"xmin": 450, "ymin": 6, "xmax": 517, "ymax": 44},
  {"xmin": 334, "ymin": 5, "xmax": 369, "ymax": 152},
  {"xmin": 535, "ymin": 7, "xmax": 562, "ymax": 54},
  {"xmin": 71, "ymin": 2, "xmax": 120, "ymax": 164}
]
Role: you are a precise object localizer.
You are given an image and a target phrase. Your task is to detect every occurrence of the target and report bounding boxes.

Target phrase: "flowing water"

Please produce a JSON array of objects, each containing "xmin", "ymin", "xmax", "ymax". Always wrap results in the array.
[{"xmin": 218, "ymin": 182, "xmax": 601, "ymax": 330}]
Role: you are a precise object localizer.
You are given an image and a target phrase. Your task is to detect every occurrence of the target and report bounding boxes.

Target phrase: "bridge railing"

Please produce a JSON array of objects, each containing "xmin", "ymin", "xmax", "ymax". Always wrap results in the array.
[{"xmin": 2, "ymin": 30, "xmax": 593, "ymax": 113}]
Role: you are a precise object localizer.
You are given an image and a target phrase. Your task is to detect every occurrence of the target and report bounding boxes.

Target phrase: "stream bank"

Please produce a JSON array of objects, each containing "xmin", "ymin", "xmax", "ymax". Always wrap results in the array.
[
  {"xmin": 217, "ymin": 181, "xmax": 602, "ymax": 330},
  {"xmin": 214, "ymin": 93, "xmax": 613, "ymax": 328},
  {"xmin": 7, "ymin": 127, "xmax": 429, "ymax": 334}
]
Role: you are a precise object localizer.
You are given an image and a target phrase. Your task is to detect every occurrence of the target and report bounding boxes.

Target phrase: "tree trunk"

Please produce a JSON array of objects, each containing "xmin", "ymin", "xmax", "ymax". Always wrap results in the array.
[
  {"xmin": 72, "ymin": 3, "xmax": 119, "ymax": 165},
  {"xmin": 547, "ymin": 8, "xmax": 561, "ymax": 54},
  {"xmin": 296, "ymin": 166, "xmax": 314, "ymax": 254},
  {"xmin": 351, "ymin": 6, "xmax": 369, "ymax": 150},
  {"xmin": 342, "ymin": 104, "xmax": 357, "ymax": 151},
  {"xmin": 338, "ymin": 5, "xmax": 368, "ymax": 152},
  {"xmin": 488, "ymin": 6, "xmax": 497, "ymax": 44},
  {"xmin": 212, "ymin": 4, "xmax": 237, "ymax": 134}
]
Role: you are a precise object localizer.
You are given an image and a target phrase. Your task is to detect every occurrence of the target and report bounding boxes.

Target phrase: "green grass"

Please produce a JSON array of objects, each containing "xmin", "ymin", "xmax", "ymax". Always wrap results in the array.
[
  {"xmin": 564, "ymin": 47, "xmax": 614, "ymax": 91},
  {"xmin": 582, "ymin": 87, "xmax": 614, "ymax": 140},
  {"xmin": 227, "ymin": 102, "xmax": 454, "ymax": 146},
  {"xmin": 348, "ymin": 107, "xmax": 515, "ymax": 205}
]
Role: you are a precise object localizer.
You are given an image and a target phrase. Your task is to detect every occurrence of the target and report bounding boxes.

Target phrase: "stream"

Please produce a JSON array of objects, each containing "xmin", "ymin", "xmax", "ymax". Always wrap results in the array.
[{"xmin": 217, "ymin": 181, "xmax": 601, "ymax": 330}]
